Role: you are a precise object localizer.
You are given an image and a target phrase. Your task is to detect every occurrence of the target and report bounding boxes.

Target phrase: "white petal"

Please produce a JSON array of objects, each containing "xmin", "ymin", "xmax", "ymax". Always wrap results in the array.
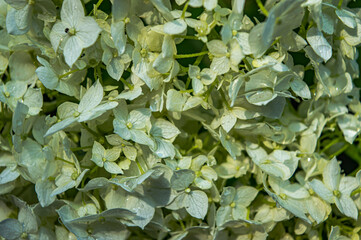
[{"xmin": 63, "ymin": 36, "xmax": 82, "ymax": 67}]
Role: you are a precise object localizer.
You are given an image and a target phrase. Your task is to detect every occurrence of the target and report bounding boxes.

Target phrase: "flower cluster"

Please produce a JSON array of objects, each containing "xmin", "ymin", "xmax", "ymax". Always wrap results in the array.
[{"xmin": 0, "ymin": 0, "xmax": 361, "ymax": 239}]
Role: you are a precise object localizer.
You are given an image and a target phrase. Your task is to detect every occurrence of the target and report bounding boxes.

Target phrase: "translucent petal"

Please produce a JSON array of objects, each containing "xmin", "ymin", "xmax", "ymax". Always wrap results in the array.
[
  {"xmin": 306, "ymin": 27, "xmax": 332, "ymax": 62},
  {"xmin": 61, "ymin": 0, "xmax": 84, "ymax": 26},
  {"xmin": 63, "ymin": 36, "xmax": 82, "ymax": 67},
  {"xmin": 78, "ymin": 80, "xmax": 103, "ymax": 113}
]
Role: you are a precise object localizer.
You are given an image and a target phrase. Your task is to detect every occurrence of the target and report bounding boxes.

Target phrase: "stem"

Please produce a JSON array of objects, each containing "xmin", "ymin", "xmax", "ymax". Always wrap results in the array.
[
  {"xmin": 56, "ymin": 157, "xmax": 75, "ymax": 166},
  {"xmin": 179, "ymin": 220, "xmax": 186, "ymax": 231},
  {"xmin": 96, "ymin": 65, "xmax": 102, "ymax": 83},
  {"xmin": 175, "ymin": 51, "xmax": 208, "ymax": 59},
  {"xmin": 329, "ymin": 144, "xmax": 349, "ymax": 159},
  {"xmin": 58, "ymin": 69, "xmax": 80, "ymax": 79},
  {"xmin": 180, "ymin": 89, "xmax": 193, "ymax": 94},
  {"xmin": 88, "ymin": 0, "xmax": 104, "ymax": 15},
  {"xmin": 89, "ymin": 166, "xmax": 99, "ymax": 175},
  {"xmin": 135, "ymin": 159, "xmax": 145, "ymax": 174},
  {"xmin": 71, "ymin": 146, "xmax": 92, "ymax": 151},
  {"xmin": 80, "ymin": 122, "xmax": 99, "ymax": 138},
  {"xmin": 181, "ymin": 0, "xmax": 189, "ymax": 19},
  {"xmin": 185, "ymin": 77, "xmax": 191, "ymax": 89},
  {"xmin": 120, "ymin": 78, "xmax": 134, "ymax": 90},
  {"xmin": 219, "ymin": 88, "xmax": 231, "ymax": 110},
  {"xmin": 203, "ymin": 80, "xmax": 216, "ymax": 101},
  {"xmin": 351, "ymin": 188, "xmax": 361, "ymax": 197},
  {"xmin": 193, "ymin": 45, "xmax": 208, "ymax": 66},
  {"xmin": 256, "ymin": 0, "xmax": 269, "ymax": 17},
  {"xmin": 173, "ymin": 35, "xmax": 199, "ymax": 40},
  {"xmin": 320, "ymin": 138, "xmax": 340, "ymax": 154},
  {"xmin": 338, "ymin": 0, "xmax": 343, "ymax": 9}
]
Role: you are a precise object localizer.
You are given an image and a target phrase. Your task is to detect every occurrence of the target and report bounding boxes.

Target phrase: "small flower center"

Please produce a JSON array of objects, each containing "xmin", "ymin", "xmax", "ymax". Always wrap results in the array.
[
  {"xmin": 71, "ymin": 171, "xmax": 78, "ymax": 180},
  {"xmin": 126, "ymin": 122, "xmax": 133, "ymax": 129},
  {"xmin": 185, "ymin": 188, "xmax": 191, "ymax": 193},
  {"xmin": 232, "ymin": 30, "xmax": 238, "ymax": 36},
  {"xmin": 333, "ymin": 190, "xmax": 341, "ymax": 198},
  {"xmin": 230, "ymin": 202, "xmax": 236, "ymax": 208},
  {"xmin": 28, "ymin": 0, "xmax": 35, "ymax": 5},
  {"xmin": 102, "ymin": 157, "xmax": 107, "ymax": 162},
  {"xmin": 4, "ymin": 91, "xmax": 10, "ymax": 98},
  {"xmin": 226, "ymin": 52, "xmax": 230, "ymax": 58},
  {"xmin": 65, "ymin": 27, "xmax": 76, "ymax": 35},
  {"xmin": 73, "ymin": 111, "xmax": 80, "ymax": 117},
  {"xmin": 124, "ymin": 17, "xmax": 130, "ymax": 24},
  {"xmin": 140, "ymin": 48, "xmax": 147, "ymax": 58},
  {"xmin": 196, "ymin": 26, "xmax": 206, "ymax": 35},
  {"xmin": 279, "ymin": 193, "xmax": 287, "ymax": 200}
]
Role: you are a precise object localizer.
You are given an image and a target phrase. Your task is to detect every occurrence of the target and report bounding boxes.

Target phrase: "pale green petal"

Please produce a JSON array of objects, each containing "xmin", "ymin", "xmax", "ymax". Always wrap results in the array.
[
  {"xmin": 306, "ymin": 27, "xmax": 332, "ymax": 62},
  {"xmin": 44, "ymin": 117, "xmax": 77, "ymax": 137},
  {"xmin": 113, "ymin": 118, "xmax": 132, "ymax": 140},
  {"xmin": 184, "ymin": 190, "xmax": 208, "ymax": 219},
  {"xmin": 211, "ymin": 56, "xmax": 230, "ymax": 75},
  {"xmin": 104, "ymin": 161, "xmax": 124, "ymax": 174},
  {"xmin": 309, "ymin": 179, "xmax": 334, "ymax": 203},
  {"xmin": 130, "ymin": 129, "xmax": 155, "ymax": 148},
  {"xmin": 164, "ymin": 19, "xmax": 187, "ymax": 35},
  {"xmin": 323, "ymin": 158, "xmax": 340, "ymax": 191},
  {"xmin": 129, "ymin": 108, "xmax": 151, "ymax": 129},
  {"xmin": 78, "ymin": 80, "xmax": 103, "ymax": 113},
  {"xmin": 336, "ymin": 8, "xmax": 356, "ymax": 29},
  {"xmin": 91, "ymin": 141, "xmax": 105, "ymax": 167},
  {"xmin": 335, "ymin": 195, "xmax": 358, "ymax": 220},
  {"xmin": 76, "ymin": 17, "xmax": 101, "ymax": 48},
  {"xmin": 111, "ymin": 21, "xmax": 126, "ymax": 55},
  {"xmin": 61, "ymin": 0, "xmax": 84, "ymax": 26},
  {"xmin": 206, "ymin": 40, "xmax": 227, "ymax": 56},
  {"xmin": 150, "ymin": 119, "xmax": 180, "ymax": 139},
  {"xmin": 153, "ymin": 138, "xmax": 176, "ymax": 159},
  {"xmin": 64, "ymin": 36, "xmax": 82, "ymax": 67},
  {"xmin": 0, "ymin": 218, "xmax": 23, "ymax": 240}
]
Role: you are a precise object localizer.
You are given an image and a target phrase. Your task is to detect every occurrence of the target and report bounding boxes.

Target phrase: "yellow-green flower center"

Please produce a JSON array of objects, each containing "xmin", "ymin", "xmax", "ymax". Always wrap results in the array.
[
  {"xmin": 333, "ymin": 190, "xmax": 341, "ymax": 198},
  {"xmin": 279, "ymin": 193, "xmax": 287, "ymax": 200},
  {"xmin": 71, "ymin": 171, "xmax": 78, "ymax": 180}
]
